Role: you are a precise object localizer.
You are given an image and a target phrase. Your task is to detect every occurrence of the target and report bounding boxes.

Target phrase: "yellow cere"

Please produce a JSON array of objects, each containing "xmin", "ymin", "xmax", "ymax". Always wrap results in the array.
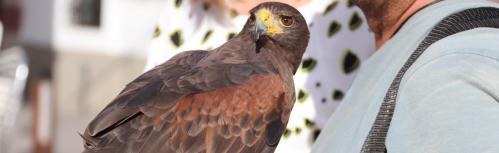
[{"xmin": 257, "ymin": 9, "xmax": 284, "ymax": 34}]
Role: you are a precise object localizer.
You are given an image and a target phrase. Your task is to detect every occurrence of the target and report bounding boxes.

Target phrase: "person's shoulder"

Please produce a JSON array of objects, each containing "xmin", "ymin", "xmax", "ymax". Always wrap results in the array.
[
  {"xmin": 403, "ymin": 27, "xmax": 499, "ymax": 79},
  {"xmin": 424, "ymin": 27, "xmax": 499, "ymax": 62},
  {"xmin": 389, "ymin": 28, "xmax": 499, "ymax": 153},
  {"xmin": 398, "ymin": 27, "xmax": 499, "ymax": 99},
  {"xmin": 388, "ymin": 29, "xmax": 499, "ymax": 153}
]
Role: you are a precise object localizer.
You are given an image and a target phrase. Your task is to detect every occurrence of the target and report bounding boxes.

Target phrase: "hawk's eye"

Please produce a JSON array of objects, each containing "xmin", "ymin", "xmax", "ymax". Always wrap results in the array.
[{"xmin": 280, "ymin": 15, "xmax": 294, "ymax": 27}]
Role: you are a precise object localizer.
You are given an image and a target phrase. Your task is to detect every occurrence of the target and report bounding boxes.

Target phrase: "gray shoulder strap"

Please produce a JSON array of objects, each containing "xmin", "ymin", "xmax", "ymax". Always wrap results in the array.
[{"xmin": 361, "ymin": 7, "xmax": 499, "ymax": 153}]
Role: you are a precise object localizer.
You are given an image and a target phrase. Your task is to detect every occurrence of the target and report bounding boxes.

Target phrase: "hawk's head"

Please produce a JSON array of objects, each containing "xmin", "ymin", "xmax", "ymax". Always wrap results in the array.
[
  {"xmin": 243, "ymin": 2, "xmax": 310, "ymax": 52},
  {"xmin": 241, "ymin": 2, "xmax": 310, "ymax": 73}
]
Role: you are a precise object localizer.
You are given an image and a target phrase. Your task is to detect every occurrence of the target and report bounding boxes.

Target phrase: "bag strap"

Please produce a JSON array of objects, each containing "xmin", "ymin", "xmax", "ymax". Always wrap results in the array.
[{"xmin": 361, "ymin": 7, "xmax": 499, "ymax": 153}]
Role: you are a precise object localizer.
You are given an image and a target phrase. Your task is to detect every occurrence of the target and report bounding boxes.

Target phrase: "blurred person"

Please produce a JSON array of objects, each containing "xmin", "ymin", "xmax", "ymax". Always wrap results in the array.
[
  {"xmin": 0, "ymin": 22, "xmax": 4, "ymax": 52},
  {"xmin": 0, "ymin": 21, "xmax": 3, "ymax": 47},
  {"xmin": 313, "ymin": 0, "xmax": 499, "ymax": 152},
  {"xmin": 145, "ymin": 0, "xmax": 374, "ymax": 152}
]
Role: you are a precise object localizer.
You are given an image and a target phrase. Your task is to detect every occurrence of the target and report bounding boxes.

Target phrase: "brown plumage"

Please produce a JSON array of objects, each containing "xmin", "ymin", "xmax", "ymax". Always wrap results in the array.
[{"xmin": 81, "ymin": 2, "xmax": 310, "ymax": 153}]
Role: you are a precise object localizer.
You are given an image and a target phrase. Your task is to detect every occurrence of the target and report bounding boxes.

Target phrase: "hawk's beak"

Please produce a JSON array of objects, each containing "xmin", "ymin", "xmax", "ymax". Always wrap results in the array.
[
  {"xmin": 255, "ymin": 18, "xmax": 267, "ymax": 41},
  {"xmin": 253, "ymin": 9, "xmax": 283, "ymax": 42}
]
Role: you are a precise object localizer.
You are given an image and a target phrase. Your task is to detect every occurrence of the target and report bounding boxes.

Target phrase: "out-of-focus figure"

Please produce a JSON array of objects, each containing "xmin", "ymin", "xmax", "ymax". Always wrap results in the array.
[
  {"xmin": 145, "ymin": 0, "xmax": 375, "ymax": 152},
  {"xmin": 0, "ymin": 46, "xmax": 29, "ymax": 153},
  {"xmin": 0, "ymin": 22, "xmax": 3, "ymax": 47}
]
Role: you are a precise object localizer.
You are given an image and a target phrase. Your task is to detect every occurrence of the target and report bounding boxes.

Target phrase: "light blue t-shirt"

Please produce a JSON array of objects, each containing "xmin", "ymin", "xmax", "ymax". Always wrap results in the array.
[{"xmin": 312, "ymin": 0, "xmax": 499, "ymax": 153}]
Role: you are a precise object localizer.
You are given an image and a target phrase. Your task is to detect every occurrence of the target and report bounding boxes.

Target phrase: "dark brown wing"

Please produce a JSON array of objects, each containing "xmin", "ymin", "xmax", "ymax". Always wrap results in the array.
[
  {"xmin": 81, "ymin": 50, "xmax": 211, "ymax": 151},
  {"xmin": 145, "ymin": 74, "xmax": 291, "ymax": 153}
]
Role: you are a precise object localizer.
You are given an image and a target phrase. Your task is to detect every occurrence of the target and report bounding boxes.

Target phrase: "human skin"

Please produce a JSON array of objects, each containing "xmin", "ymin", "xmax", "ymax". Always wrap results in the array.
[
  {"xmin": 352, "ymin": 0, "xmax": 438, "ymax": 49},
  {"xmin": 356, "ymin": 0, "xmax": 499, "ymax": 49}
]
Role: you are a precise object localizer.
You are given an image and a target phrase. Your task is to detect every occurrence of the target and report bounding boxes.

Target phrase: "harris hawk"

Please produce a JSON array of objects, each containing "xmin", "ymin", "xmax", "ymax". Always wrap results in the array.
[{"xmin": 81, "ymin": 2, "xmax": 310, "ymax": 153}]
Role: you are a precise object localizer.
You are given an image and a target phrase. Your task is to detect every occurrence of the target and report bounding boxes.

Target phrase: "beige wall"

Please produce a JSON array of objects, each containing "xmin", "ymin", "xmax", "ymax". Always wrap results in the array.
[{"xmin": 53, "ymin": 51, "xmax": 146, "ymax": 153}]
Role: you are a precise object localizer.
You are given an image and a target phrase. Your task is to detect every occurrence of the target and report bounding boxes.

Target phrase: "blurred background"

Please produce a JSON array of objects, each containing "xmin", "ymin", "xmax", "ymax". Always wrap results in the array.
[
  {"xmin": 0, "ymin": 0, "xmax": 374, "ymax": 152},
  {"xmin": 0, "ymin": 0, "xmax": 164, "ymax": 152}
]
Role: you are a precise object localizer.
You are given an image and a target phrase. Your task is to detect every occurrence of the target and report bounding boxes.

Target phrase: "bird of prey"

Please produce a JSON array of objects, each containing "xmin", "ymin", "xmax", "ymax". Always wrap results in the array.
[{"xmin": 81, "ymin": 2, "xmax": 310, "ymax": 153}]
